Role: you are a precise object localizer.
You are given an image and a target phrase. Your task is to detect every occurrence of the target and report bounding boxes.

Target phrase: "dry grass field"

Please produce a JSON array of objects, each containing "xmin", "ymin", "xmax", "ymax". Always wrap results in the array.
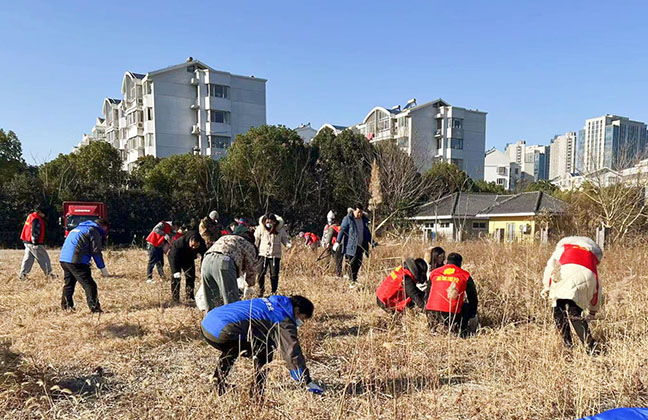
[{"xmin": 1, "ymin": 239, "xmax": 648, "ymax": 420}]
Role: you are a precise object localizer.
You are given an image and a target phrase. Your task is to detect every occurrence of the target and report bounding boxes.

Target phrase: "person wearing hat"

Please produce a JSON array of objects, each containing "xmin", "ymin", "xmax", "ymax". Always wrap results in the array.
[
  {"xmin": 199, "ymin": 210, "xmax": 224, "ymax": 249},
  {"xmin": 254, "ymin": 213, "xmax": 291, "ymax": 296},
  {"xmin": 145, "ymin": 220, "xmax": 180, "ymax": 284},
  {"xmin": 322, "ymin": 210, "xmax": 342, "ymax": 277},
  {"xmin": 376, "ymin": 258, "xmax": 428, "ymax": 312}
]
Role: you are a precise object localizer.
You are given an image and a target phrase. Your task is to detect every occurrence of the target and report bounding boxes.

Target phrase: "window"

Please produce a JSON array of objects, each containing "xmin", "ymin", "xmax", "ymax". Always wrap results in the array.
[
  {"xmin": 451, "ymin": 158, "xmax": 464, "ymax": 169},
  {"xmin": 525, "ymin": 152, "xmax": 534, "ymax": 163},
  {"xmin": 452, "ymin": 118, "xmax": 463, "ymax": 129},
  {"xmin": 209, "ymin": 135, "xmax": 231, "ymax": 149},
  {"xmin": 145, "ymin": 133, "xmax": 154, "ymax": 147},
  {"xmin": 437, "ymin": 138, "xmax": 442, "ymax": 150},
  {"xmin": 450, "ymin": 138, "xmax": 463, "ymax": 149},
  {"xmin": 209, "ymin": 110, "xmax": 230, "ymax": 124},
  {"xmin": 472, "ymin": 221, "xmax": 487, "ymax": 229},
  {"xmin": 439, "ymin": 222, "xmax": 450, "ymax": 228},
  {"xmin": 496, "ymin": 178, "xmax": 505, "ymax": 185},
  {"xmin": 145, "ymin": 82, "xmax": 152, "ymax": 95},
  {"xmin": 497, "ymin": 167, "xmax": 507, "ymax": 176},
  {"xmin": 187, "ymin": 65, "xmax": 195, "ymax": 72},
  {"xmin": 208, "ymin": 84, "xmax": 230, "ymax": 98},
  {"xmin": 146, "ymin": 108, "xmax": 153, "ymax": 121}
]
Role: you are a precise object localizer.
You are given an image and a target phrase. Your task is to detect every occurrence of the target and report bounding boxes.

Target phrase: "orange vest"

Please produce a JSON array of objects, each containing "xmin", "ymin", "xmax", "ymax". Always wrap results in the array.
[
  {"xmin": 426, "ymin": 264, "xmax": 470, "ymax": 314},
  {"xmin": 20, "ymin": 212, "xmax": 45, "ymax": 244},
  {"xmin": 146, "ymin": 222, "xmax": 172, "ymax": 247},
  {"xmin": 376, "ymin": 265, "xmax": 415, "ymax": 312},
  {"xmin": 557, "ymin": 244, "xmax": 600, "ymax": 307}
]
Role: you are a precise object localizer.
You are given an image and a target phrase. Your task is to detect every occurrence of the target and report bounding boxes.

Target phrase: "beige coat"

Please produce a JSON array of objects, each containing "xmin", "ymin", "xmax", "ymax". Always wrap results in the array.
[
  {"xmin": 254, "ymin": 215, "xmax": 290, "ymax": 258},
  {"xmin": 542, "ymin": 236, "xmax": 603, "ymax": 313}
]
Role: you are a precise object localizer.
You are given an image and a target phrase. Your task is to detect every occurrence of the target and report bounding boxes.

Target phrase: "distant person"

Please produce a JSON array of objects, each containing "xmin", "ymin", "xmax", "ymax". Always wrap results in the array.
[
  {"xmin": 199, "ymin": 210, "xmax": 224, "ymax": 248},
  {"xmin": 145, "ymin": 220, "xmax": 179, "ymax": 284},
  {"xmin": 321, "ymin": 210, "xmax": 342, "ymax": 277},
  {"xmin": 333, "ymin": 205, "xmax": 375, "ymax": 287},
  {"xmin": 59, "ymin": 218, "xmax": 111, "ymax": 313},
  {"xmin": 578, "ymin": 408, "xmax": 648, "ymax": 420},
  {"xmin": 303, "ymin": 232, "xmax": 319, "ymax": 248},
  {"xmin": 198, "ymin": 232, "xmax": 258, "ymax": 311},
  {"xmin": 425, "ymin": 252, "xmax": 478, "ymax": 337},
  {"xmin": 168, "ymin": 230, "xmax": 206, "ymax": 304},
  {"xmin": 233, "ymin": 217, "xmax": 250, "ymax": 235},
  {"xmin": 376, "ymin": 258, "xmax": 428, "ymax": 312},
  {"xmin": 541, "ymin": 236, "xmax": 603, "ymax": 351},
  {"xmin": 18, "ymin": 208, "xmax": 56, "ymax": 281},
  {"xmin": 254, "ymin": 213, "xmax": 291, "ymax": 296},
  {"xmin": 424, "ymin": 246, "xmax": 446, "ymax": 272},
  {"xmin": 200, "ymin": 295, "xmax": 323, "ymax": 396}
]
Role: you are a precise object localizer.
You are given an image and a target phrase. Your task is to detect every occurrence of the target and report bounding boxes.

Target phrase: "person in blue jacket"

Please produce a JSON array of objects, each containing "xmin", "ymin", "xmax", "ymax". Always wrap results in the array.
[
  {"xmin": 333, "ymin": 205, "xmax": 375, "ymax": 286},
  {"xmin": 579, "ymin": 407, "xmax": 648, "ymax": 420},
  {"xmin": 59, "ymin": 218, "xmax": 110, "ymax": 313},
  {"xmin": 201, "ymin": 294, "xmax": 324, "ymax": 396}
]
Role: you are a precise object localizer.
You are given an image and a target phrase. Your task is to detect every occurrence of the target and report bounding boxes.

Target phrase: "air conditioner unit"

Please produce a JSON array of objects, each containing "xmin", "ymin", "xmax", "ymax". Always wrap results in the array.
[
  {"xmin": 190, "ymin": 103, "xmax": 200, "ymax": 110},
  {"xmin": 190, "ymin": 77, "xmax": 199, "ymax": 86},
  {"xmin": 137, "ymin": 122, "xmax": 143, "ymax": 128},
  {"xmin": 137, "ymin": 98, "xmax": 143, "ymax": 105},
  {"xmin": 191, "ymin": 125, "xmax": 200, "ymax": 135}
]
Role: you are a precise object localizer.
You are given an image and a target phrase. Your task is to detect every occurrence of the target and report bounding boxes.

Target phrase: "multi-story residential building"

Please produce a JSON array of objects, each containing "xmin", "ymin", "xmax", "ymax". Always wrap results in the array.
[
  {"xmin": 484, "ymin": 148, "xmax": 521, "ymax": 190},
  {"xmin": 295, "ymin": 123, "xmax": 317, "ymax": 144},
  {"xmin": 549, "ymin": 132, "xmax": 577, "ymax": 180},
  {"xmin": 505, "ymin": 140, "xmax": 550, "ymax": 182},
  {"xmin": 317, "ymin": 123, "xmax": 347, "ymax": 136},
  {"xmin": 577, "ymin": 114, "xmax": 647, "ymax": 172},
  {"xmin": 81, "ymin": 58, "xmax": 266, "ymax": 170},
  {"xmin": 73, "ymin": 118, "xmax": 107, "ymax": 152},
  {"xmin": 356, "ymin": 98, "xmax": 487, "ymax": 179}
]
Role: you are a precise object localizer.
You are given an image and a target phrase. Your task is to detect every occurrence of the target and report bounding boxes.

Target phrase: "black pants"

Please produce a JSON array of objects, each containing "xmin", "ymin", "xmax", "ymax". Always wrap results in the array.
[
  {"xmin": 257, "ymin": 257, "xmax": 280, "ymax": 295},
  {"xmin": 346, "ymin": 248, "xmax": 364, "ymax": 282},
  {"xmin": 60, "ymin": 262, "xmax": 101, "ymax": 312},
  {"xmin": 330, "ymin": 248, "xmax": 343, "ymax": 277},
  {"xmin": 553, "ymin": 299, "xmax": 594, "ymax": 349},
  {"xmin": 201, "ymin": 328, "xmax": 274, "ymax": 395},
  {"xmin": 147, "ymin": 244, "xmax": 165, "ymax": 279},
  {"xmin": 168, "ymin": 254, "xmax": 195, "ymax": 302},
  {"xmin": 427, "ymin": 304, "xmax": 476, "ymax": 337}
]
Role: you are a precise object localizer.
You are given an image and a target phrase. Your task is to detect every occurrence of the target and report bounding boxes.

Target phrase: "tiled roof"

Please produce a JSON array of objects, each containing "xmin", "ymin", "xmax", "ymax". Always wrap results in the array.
[
  {"xmin": 479, "ymin": 191, "xmax": 567, "ymax": 215},
  {"xmin": 132, "ymin": 73, "xmax": 146, "ymax": 79},
  {"xmin": 106, "ymin": 98, "xmax": 122, "ymax": 104},
  {"xmin": 415, "ymin": 193, "xmax": 506, "ymax": 218}
]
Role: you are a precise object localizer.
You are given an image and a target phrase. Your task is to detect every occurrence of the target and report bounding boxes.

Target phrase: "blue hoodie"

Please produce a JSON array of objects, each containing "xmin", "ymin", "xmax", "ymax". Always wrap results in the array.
[
  {"xmin": 59, "ymin": 220, "xmax": 106, "ymax": 269},
  {"xmin": 201, "ymin": 295, "xmax": 310, "ymax": 382}
]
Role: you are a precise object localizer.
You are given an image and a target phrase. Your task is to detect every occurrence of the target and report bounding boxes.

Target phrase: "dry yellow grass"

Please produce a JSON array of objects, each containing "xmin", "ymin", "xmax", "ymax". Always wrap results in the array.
[{"xmin": 1, "ymin": 239, "xmax": 647, "ymax": 420}]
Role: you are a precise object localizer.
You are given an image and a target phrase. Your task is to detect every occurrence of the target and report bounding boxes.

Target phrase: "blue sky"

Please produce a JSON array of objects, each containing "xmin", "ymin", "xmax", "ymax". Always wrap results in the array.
[{"xmin": 2, "ymin": 0, "xmax": 648, "ymax": 165}]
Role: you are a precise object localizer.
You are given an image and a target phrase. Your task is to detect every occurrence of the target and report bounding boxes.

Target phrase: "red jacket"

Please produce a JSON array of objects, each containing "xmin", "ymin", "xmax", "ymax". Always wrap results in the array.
[
  {"xmin": 20, "ymin": 212, "xmax": 45, "ymax": 244},
  {"xmin": 146, "ymin": 221, "xmax": 173, "ymax": 247},
  {"xmin": 426, "ymin": 264, "xmax": 471, "ymax": 314},
  {"xmin": 376, "ymin": 265, "xmax": 415, "ymax": 312}
]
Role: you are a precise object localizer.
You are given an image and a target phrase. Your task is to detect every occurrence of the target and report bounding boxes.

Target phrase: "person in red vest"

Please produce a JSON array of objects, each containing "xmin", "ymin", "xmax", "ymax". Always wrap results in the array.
[
  {"xmin": 303, "ymin": 232, "xmax": 319, "ymax": 248},
  {"xmin": 425, "ymin": 252, "xmax": 478, "ymax": 337},
  {"xmin": 322, "ymin": 211, "xmax": 342, "ymax": 277},
  {"xmin": 145, "ymin": 220, "xmax": 179, "ymax": 284},
  {"xmin": 541, "ymin": 236, "xmax": 603, "ymax": 350},
  {"xmin": 19, "ymin": 208, "xmax": 56, "ymax": 281},
  {"xmin": 376, "ymin": 258, "xmax": 428, "ymax": 312}
]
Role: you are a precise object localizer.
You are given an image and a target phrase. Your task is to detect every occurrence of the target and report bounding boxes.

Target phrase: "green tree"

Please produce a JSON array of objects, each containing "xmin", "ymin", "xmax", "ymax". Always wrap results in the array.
[
  {"xmin": 129, "ymin": 155, "xmax": 161, "ymax": 188},
  {"xmin": 423, "ymin": 162, "xmax": 473, "ymax": 200},
  {"xmin": 473, "ymin": 179, "xmax": 507, "ymax": 194},
  {"xmin": 0, "ymin": 129, "xmax": 27, "ymax": 184},
  {"xmin": 523, "ymin": 179, "xmax": 558, "ymax": 195}
]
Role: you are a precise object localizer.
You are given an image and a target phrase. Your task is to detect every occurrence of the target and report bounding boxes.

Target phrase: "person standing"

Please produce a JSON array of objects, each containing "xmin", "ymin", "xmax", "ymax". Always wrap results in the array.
[
  {"xmin": 168, "ymin": 230, "xmax": 205, "ymax": 304},
  {"xmin": 145, "ymin": 220, "xmax": 178, "ymax": 284},
  {"xmin": 18, "ymin": 208, "xmax": 55, "ymax": 280},
  {"xmin": 254, "ymin": 213, "xmax": 291, "ymax": 296},
  {"xmin": 199, "ymin": 210, "xmax": 224, "ymax": 249},
  {"xmin": 200, "ymin": 295, "xmax": 323, "ymax": 396},
  {"xmin": 333, "ymin": 205, "xmax": 374, "ymax": 286},
  {"xmin": 199, "ymin": 232, "xmax": 258, "ymax": 311},
  {"xmin": 59, "ymin": 219, "xmax": 111, "ymax": 313},
  {"xmin": 541, "ymin": 236, "xmax": 603, "ymax": 351},
  {"xmin": 425, "ymin": 253, "xmax": 478, "ymax": 337},
  {"xmin": 322, "ymin": 211, "xmax": 342, "ymax": 277}
]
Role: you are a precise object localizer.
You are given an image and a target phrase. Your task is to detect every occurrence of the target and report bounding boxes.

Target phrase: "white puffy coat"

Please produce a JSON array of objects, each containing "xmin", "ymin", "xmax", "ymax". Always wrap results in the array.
[
  {"xmin": 254, "ymin": 215, "xmax": 290, "ymax": 258},
  {"xmin": 542, "ymin": 236, "xmax": 603, "ymax": 312}
]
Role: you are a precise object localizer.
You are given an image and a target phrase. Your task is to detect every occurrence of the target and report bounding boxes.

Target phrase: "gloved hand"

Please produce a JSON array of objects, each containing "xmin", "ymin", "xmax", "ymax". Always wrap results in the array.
[
  {"xmin": 173, "ymin": 272, "xmax": 182, "ymax": 279},
  {"xmin": 243, "ymin": 286, "xmax": 256, "ymax": 299},
  {"xmin": 332, "ymin": 242, "xmax": 340, "ymax": 252},
  {"xmin": 100, "ymin": 267, "xmax": 110, "ymax": 277},
  {"xmin": 286, "ymin": 242, "xmax": 292, "ymax": 249},
  {"xmin": 306, "ymin": 381, "xmax": 324, "ymax": 395},
  {"xmin": 540, "ymin": 288, "xmax": 549, "ymax": 299}
]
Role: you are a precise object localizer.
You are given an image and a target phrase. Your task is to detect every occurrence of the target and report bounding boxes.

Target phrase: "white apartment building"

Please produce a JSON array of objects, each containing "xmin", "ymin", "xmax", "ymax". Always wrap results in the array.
[
  {"xmin": 505, "ymin": 140, "xmax": 550, "ymax": 182},
  {"xmin": 484, "ymin": 148, "xmax": 521, "ymax": 190},
  {"xmin": 317, "ymin": 123, "xmax": 347, "ymax": 136},
  {"xmin": 87, "ymin": 58, "xmax": 266, "ymax": 170},
  {"xmin": 295, "ymin": 123, "xmax": 317, "ymax": 144},
  {"xmin": 577, "ymin": 114, "xmax": 647, "ymax": 173},
  {"xmin": 73, "ymin": 118, "xmax": 107, "ymax": 152},
  {"xmin": 548, "ymin": 132, "xmax": 576, "ymax": 180},
  {"xmin": 356, "ymin": 98, "xmax": 487, "ymax": 179}
]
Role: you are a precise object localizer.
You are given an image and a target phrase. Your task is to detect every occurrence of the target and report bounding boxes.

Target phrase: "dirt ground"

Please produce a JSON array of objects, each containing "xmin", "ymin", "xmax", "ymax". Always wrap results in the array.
[{"xmin": 1, "ymin": 241, "xmax": 647, "ymax": 420}]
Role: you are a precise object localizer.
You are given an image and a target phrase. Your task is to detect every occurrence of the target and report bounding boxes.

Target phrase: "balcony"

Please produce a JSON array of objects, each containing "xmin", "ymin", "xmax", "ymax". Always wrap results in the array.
[
  {"xmin": 191, "ymin": 124, "xmax": 200, "ymax": 135},
  {"xmin": 435, "ymin": 129, "xmax": 443, "ymax": 138}
]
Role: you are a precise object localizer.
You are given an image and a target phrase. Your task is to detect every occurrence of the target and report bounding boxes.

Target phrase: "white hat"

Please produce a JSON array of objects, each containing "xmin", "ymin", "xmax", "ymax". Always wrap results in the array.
[
  {"xmin": 209, "ymin": 210, "xmax": 218, "ymax": 220},
  {"xmin": 327, "ymin": 210, "xmax": 335, "ymax": 221}
]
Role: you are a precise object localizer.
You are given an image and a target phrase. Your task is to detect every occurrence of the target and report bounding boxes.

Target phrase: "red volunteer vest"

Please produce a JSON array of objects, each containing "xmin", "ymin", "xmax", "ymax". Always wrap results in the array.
[
  {"xmin": 325, "ymin": 224, "xmax": 341, "ymax": 245},
  {"xmin": 426, "ymin": 264, "xmax": 471, "ymax": 314},
  {"xmin": 555, "ymin": 244, "xmax": 600, "ymax": 307},
  {"xmin": 376, "ymin": 265, "xmax": 415, "ymax": 312},
  {"xmin": 20, "ymin": 212, "xmax": 45, "ymax": 244},
  {"xmin": 146, "ymin": 222, "xmax": 172, "ymax": 247}
]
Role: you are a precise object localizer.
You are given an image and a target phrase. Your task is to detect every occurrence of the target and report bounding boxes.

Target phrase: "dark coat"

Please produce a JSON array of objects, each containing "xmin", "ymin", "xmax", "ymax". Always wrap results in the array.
[{"xmin": 336, "ymin": 211, "xmax": 372, "ymax": 257}]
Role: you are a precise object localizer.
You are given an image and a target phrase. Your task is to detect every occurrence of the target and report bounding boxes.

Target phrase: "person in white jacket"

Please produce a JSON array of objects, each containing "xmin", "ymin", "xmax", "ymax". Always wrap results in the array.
[
  {"xmin": 541, "ymin": 236, "xmax": 603, "ymax": 350},
  {"xmin": 254, "ymin": 213, "xmax": 291, "ymax": 296}
]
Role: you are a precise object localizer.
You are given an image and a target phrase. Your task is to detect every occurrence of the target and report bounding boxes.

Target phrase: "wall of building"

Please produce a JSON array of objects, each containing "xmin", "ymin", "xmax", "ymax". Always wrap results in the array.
[
  {"xmin": 488, "ymin": 216, "xmax": 536, "ymax": 242},
  {"xmin": 458, "ymin": 108, "xmax": 486, "ymax": 180}
]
